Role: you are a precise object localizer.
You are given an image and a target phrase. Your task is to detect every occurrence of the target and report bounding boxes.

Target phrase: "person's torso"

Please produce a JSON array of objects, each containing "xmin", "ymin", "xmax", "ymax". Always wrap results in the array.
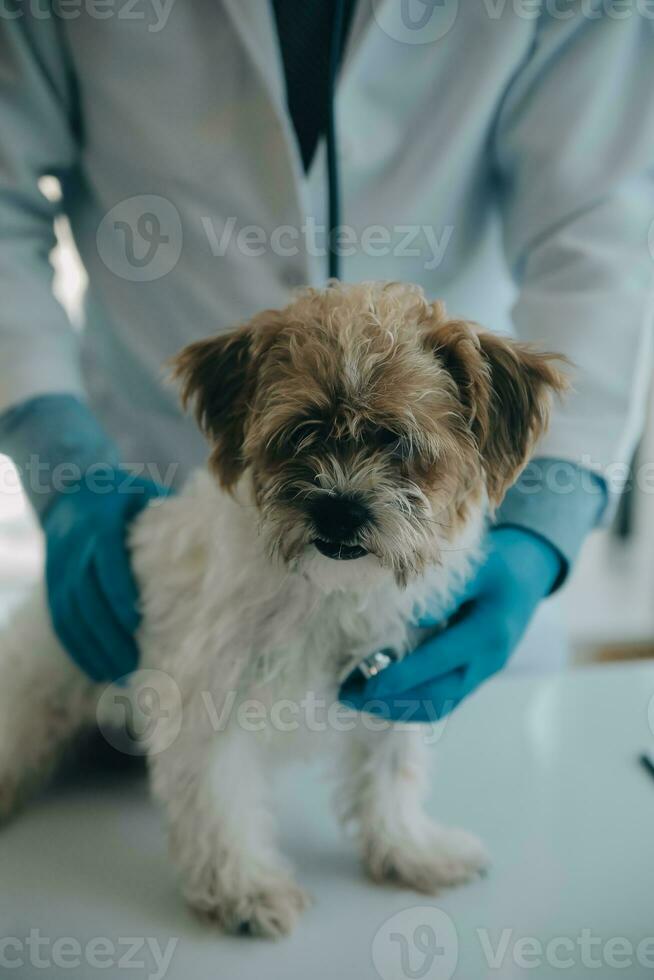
[{"xmin": 59, "ymin": 0, "xmax": 536, "ymax": 477}]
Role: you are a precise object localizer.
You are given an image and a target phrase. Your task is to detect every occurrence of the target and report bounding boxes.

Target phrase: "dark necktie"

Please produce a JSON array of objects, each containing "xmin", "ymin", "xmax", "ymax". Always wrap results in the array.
[{"xmin": 272, "ymin": 0, "xmax": 357, "ymax": 172}]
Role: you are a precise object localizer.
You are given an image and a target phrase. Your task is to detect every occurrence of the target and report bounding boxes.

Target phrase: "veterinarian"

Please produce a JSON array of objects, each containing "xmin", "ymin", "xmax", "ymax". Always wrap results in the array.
[{"xmin": 0, "ymin": 3, "xmax": 652, "ymax": 716}]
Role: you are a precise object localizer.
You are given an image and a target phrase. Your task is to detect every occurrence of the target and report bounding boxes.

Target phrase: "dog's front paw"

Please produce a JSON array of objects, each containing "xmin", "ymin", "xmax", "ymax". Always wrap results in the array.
[
  {"xmin": 188, "ymin": 873, "xmax": 311, "ymax": 939},
  {"xmin": 364, "ymin": 826, "xmax": 489, "ymax": 893}
]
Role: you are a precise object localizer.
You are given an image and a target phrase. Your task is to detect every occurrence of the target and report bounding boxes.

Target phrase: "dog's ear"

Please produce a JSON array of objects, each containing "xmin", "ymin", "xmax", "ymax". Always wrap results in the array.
[
  {"xmin": 173, "ymin": 326, "xmax": 256, "ymax": 488},
  {"xmin": 422, "ymin": 307, "xmax": 569, "ymax": 506}
]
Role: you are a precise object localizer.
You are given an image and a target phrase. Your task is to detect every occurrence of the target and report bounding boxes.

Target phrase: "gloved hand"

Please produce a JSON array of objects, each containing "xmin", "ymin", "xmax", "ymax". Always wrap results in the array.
[
  {"xmin": 43, "ymin": 472, "xmax": 170, "ymax": 681},
  {"xmin": 340, "ymin": 526, "xmax": 563, "ymax": 722},
  {"xmin": 0, "ymin": 394, "xmax": 171, "ymax": 682}
]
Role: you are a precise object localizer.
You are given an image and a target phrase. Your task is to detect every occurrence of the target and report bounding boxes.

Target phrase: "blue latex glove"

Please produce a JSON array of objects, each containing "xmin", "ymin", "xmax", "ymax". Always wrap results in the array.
[
  {"xmin": 340, "ymin": 526, "xmax": 562, "ymax": 722},
  {"xmin": 0, "ymin": 394, "xmax": 170, "ymax": 682},
  {"xmin": 42, "ymin": 471, "xmax": 169, "ymax": 681}
]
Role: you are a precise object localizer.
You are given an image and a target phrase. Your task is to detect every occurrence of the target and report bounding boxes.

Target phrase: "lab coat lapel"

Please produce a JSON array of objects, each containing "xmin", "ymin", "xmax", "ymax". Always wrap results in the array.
[
  {"xmin": 220, "ymin": 0, "xmax": 376, "ymax": 286},
  {"xmin": 221, "ymin": 0, "xmax": 375, "ymax": 99},
  {"xmin": 340, "ymin": 0, "xmax": 377, "ymax": 79},
  {"xmin": 220, "ymin": 0, "xmax": 311, "ymax": 275},
  {"xmin": 221, "ymin": 0, "xmax": 286, "ymax": 119}
]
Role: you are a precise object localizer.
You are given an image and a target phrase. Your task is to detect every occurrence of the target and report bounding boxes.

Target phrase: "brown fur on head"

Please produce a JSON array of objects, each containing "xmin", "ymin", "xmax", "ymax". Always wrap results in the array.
[{"xmin": 174, "ymin": 282, "xmax": 567, "ymax": 583}]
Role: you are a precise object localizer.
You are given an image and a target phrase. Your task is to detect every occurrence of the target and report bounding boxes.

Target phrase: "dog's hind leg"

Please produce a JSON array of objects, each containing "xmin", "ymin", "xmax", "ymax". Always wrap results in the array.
[
  {"xmin": 336, "ymin": 723, "xmax": 489, "ymax": 892},
  {"xmin": 0, "ymin": 584, "xmax": 96, "ymax": 821}
]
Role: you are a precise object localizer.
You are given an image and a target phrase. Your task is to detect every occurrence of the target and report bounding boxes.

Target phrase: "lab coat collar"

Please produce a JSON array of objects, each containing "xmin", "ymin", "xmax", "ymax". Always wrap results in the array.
[
  {"xmin": 341, "ymin": 0, "xmax": 376, "ymax": 78},
  {"xmin": 220, "ymin": 0, "xmax": 375, "ymax": 120},
  {"xmin": 221, "ymin": 0, "xmax": 287, "ymax": 119},
  {"xmin": 220, "ymin": 0, "xmax": 377, "ymax": 284}
]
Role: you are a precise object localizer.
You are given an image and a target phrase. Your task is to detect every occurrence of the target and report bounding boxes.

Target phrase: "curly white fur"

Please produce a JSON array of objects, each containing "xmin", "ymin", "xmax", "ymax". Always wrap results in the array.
[{"xmin": 0, "ymin": 470, "xmax": 487, "ymax": 937}]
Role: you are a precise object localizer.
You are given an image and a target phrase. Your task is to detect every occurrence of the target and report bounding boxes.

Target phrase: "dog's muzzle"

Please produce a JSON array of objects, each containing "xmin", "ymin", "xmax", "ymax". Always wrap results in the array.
[{"xmin": 310, "ymin": 493, "xmax": 370, "ymax": 561}]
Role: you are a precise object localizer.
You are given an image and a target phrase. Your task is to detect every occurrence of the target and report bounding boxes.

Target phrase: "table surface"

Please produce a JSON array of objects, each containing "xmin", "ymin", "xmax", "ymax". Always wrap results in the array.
[{"xmin": 2, "ymin": 662, "xmax": 654, "ymax": 980}]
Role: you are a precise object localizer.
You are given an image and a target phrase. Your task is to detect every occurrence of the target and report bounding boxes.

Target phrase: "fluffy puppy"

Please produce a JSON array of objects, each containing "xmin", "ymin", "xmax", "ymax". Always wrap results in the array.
[{"xmin": 0, "ymin": 282, "xmax": 566, "ymax": 937}]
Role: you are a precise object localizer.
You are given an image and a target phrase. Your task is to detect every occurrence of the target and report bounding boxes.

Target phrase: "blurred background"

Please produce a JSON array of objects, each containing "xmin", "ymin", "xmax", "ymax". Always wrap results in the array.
[{"xmin": 2, "ymin": 197, "xmax": 654, "ymax": 666}]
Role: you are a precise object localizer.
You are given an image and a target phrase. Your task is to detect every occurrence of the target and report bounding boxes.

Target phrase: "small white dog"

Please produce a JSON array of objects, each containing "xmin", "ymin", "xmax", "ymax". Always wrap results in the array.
[{"xmin": 0, "ymin": 282, "xmax": 565, "ymax": 937}]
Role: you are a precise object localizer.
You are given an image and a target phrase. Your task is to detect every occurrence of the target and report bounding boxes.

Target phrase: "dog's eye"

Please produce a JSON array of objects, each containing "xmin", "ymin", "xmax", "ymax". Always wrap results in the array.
[
  {"xmin": 265, "ymin": 424, "xmax": 314, "ymax": 457},
  {"xmin": 377, "ymin": 428, "xmax": 396, "ymax": 445},
  {"xmin": 287, "ymin": 422, "xmax": 318, "ymax": 454},
  {"xmin": 377, "ymin": 427, "xmax": 410, "ymax": 460}
]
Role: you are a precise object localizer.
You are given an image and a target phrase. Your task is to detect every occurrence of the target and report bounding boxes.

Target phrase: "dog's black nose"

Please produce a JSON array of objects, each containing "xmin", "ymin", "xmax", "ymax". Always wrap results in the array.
[{"xmin": 310, "ymin": 494, "xmax": 371, "ymax": 542}]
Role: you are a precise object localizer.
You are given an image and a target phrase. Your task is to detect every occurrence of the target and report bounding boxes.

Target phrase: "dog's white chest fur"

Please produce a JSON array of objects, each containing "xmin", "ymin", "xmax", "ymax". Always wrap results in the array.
[{"xmin": 129, "ymin": 471, "xmax": 482, "ymax": 746}]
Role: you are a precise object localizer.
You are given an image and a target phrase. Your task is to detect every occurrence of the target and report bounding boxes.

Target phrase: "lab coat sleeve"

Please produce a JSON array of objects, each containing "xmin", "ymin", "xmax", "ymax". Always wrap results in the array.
[
  {"xmin": 0, "ymin": 12, "xmax": 84, "ymax": 414},
  {"xmin": 495, "ymin": 456, "xmax": 607, "ymax": 586},
  {"xmin": 0, "ymin": 394, "xmax": 121, "ymax": 517},
  {"xmin": 492, "ymin": 8, "xmax": 654, "ymax": 507}
]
